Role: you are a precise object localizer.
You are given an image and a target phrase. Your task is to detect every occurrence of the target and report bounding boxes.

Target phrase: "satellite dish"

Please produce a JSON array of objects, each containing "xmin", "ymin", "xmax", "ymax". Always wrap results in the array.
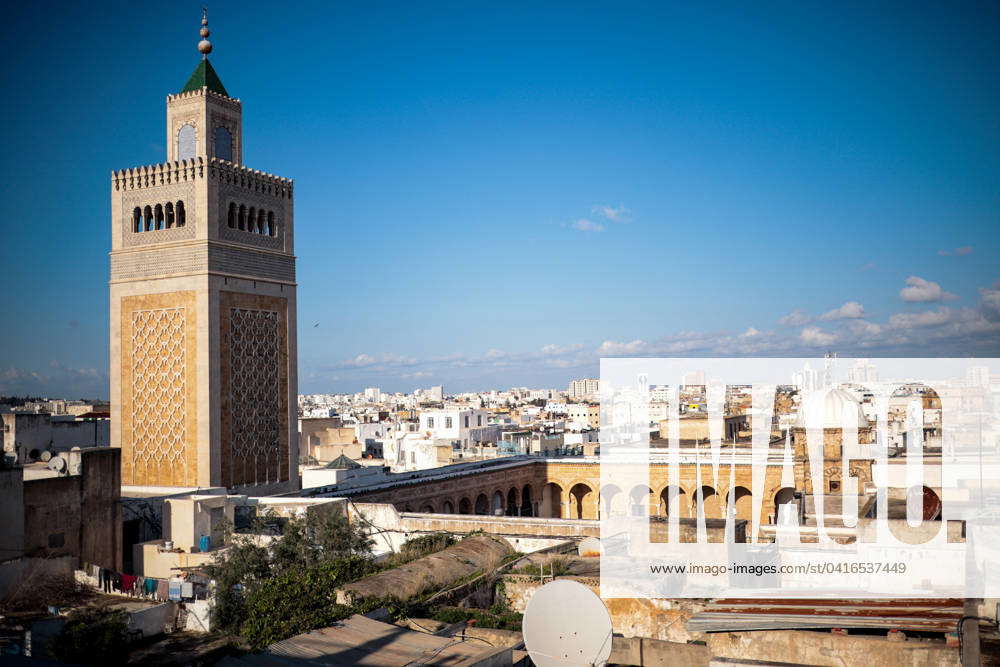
[
  {"xmin": 522, "ymin": 580, "xmax": 613, "ymax": 667},
  {"xmin": 47, "ymin": 456, "xmax": 67, "ymax": 473},
  {"xmin": 40, "ymin": 450, "xmax": 52, "ymax": 462}
]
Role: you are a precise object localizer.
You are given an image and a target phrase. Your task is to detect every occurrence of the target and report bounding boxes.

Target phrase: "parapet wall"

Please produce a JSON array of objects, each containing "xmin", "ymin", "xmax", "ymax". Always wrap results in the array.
[{"xmin": 112, "ymin": 157, "xmax": 293, "ymax": 197}]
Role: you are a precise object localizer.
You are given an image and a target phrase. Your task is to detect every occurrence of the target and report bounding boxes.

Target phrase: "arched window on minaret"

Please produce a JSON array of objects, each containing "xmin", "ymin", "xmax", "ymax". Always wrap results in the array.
[
  {"xmin": 143, "ymin": 206, "xmax": 154, "ymax": 231},
  {"xmin": 133, "ymin": 207, "xmax": 142, "ymax": 233},
  {"xmin": 176, "ymin": 201, "xmax": 186, "ymax": 227},
  {"xmin": 248, "ymin": 207, "xmax": 256, "ymax": 234},
  {"xmin": 228, "ymin": 202, "xmax": 237, "ymax": 228},
  {"xmin": 258, "ymin": 209, "xmax": 267, "ymax": 234},
  {"xmin": 165, "ymin": 202, "xmax": 175, "ymax": 228},
  {"xmin": 215, "ymin": 126, "xmax": 233, "ymax": 162},
  {"xmin": 238, "ymin": 205, "xmax": 246, "ymax": 230},
  {"xmin": 178, "ymin": 124, "xmax": 197, "ymax": 161},
  {"xmin": 268, "ymin": 211, "xmax": 276, "ymax": 237},
  {"xmin": 154, "ymin": 204, "xmax": 165, "ymax": 230}
]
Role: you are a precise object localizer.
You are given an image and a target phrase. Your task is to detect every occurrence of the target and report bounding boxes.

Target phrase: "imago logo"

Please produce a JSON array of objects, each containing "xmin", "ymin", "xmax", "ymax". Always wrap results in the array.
[{"xmin": 598, "ymin": 358, "xmax": 999, "ymax": 599}]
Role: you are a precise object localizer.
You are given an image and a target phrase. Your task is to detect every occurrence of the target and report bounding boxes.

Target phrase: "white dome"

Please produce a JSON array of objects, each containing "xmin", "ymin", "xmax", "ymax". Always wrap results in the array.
[{"xmin": 796, "ymin": 387, "xmax": 868, "ymax": 429}]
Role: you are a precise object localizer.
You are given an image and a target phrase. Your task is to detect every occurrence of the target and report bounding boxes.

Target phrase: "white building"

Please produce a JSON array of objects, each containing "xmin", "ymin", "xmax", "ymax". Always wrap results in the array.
[
  {"xmin": 649, "ymin": 386, "xmax": 672, "ymax": 403},
  {"xmin": 968, "ymin": 366, "xmax": 991, "ymax": 388},
  {"xmin": 848, "ymin": 359, "xmax": 878, "ymax": 384},
  {"xmin": 566, "ymin": 403, "xmax": 599, "ymax": 430},
  {"xmin": 544, "ymin": 401, "xmax": 568, "ymax": 415},
  {"xmin": 568, "ymin": 378, "xmax": 600, "ymax": 399},
  {"xmin": 792, "ymin": 363, "xmax": 822, "ymax": 392},
  {"xmin": 418, "ymin": 408, "xmax": 498, "ymax": 448}
]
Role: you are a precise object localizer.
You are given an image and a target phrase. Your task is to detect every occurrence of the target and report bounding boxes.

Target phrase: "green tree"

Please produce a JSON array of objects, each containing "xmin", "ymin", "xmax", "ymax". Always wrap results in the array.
[
  {"xmin": 206, "ymin": 508, "xmax": 374, "ymax": 638},
  {"xmin": 271, "ymin": 510, "xmax": 373, "ymax": 571},
  {"xmin": 239, "ymin": 557, "xmax": 372, "ymax": 649}
]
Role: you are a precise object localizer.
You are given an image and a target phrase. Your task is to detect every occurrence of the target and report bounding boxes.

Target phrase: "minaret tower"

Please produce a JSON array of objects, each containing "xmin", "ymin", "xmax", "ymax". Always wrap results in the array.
[{"xmin": 110, "ymin": 13, "xmax": 298, "ymax": 492}]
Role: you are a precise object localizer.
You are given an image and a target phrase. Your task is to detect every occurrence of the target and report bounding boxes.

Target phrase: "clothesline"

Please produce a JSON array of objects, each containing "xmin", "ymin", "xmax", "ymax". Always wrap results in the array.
[{"xmin": 82, "ymin": 563, "xmax": 208, "ymax": 602}]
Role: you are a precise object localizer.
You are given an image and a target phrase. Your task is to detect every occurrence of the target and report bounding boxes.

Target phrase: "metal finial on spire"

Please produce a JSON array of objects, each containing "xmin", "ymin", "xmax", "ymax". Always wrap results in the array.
[{"xmin": 198, "ymin": 7, "xmax": 213, "ymax": 58}]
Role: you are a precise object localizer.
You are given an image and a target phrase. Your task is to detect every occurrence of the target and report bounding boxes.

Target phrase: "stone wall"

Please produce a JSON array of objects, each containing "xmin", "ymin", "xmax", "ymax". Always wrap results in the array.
[
  {"xmin": 347, "ymin": 457, "xmax": 790, "ymax": 531},
  {"xmin": 707, "ymin": 629, "xmax": 960, "ymax": 666},
  {"xmin": 0, "ymin": 466, "xmax": 24, "ymax": 560},
  {"xmin": 501, "ymin": 575, "xmax": 707, "ymax": 643},
  {"xmin": 349, "ymin": 502, "xmax": 593, "ymax": 556},
  {"xmin": 22, "ymin": 448, "xmax": 122, "ymax": 570}
]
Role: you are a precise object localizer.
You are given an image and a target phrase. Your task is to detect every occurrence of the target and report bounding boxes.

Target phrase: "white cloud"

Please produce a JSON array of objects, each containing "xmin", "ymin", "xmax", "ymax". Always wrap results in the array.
[
  {"xmin": 0, "ymin": 363, "xmax": 108, "ymax": 399},
  {"xmin": 847, "ymin": 320, "xmax": 882, "ymax": 337},
  {"xmin": 591, "ymin": 204, "xmax": 632, "ymax": 223},
  {"xmin": 332, "ymin": 353, "xmax": 416, "ymax": 370},
  {"xmin": 541, "ymin": 343, "xmax": 583, "ymax": 355},
  {"xmin": 820, "ymin": 301, "xmax": 865, "ymax": 321},
  {"xmin": 303, "ymin": 279, "xmax": 1000, "ymax": 393},
  {"xmin": 572, "ymin": 218, "xmax": 604, "ymax": 233},
  {"xmin": 598, "ymin": 339, "xmax": 647, "ymax": 355},
  {"xmin": 979, "ymin": 282, "xmax": 1000, "ymax": 322},
  {"xmin": 937, "ymin": 246, "xmax": 974, "ymax": 257},
  {"xmin": 888, "ymin": 307, "xmax": 954, "ymax": 329},
  {"xmin": 799, "ymin": 326, "xmax": 837, "ymax": 346},
  {"xmin": 778, "ymin": 309, "xmax": 812, "ymax": 327},
  {"xmin": 899, "ymin": 276, "xmax": 957, "ymax": 302},
  {"xmin": 339, "ymin": 353, "xmax": 376, "ymax": 368}
]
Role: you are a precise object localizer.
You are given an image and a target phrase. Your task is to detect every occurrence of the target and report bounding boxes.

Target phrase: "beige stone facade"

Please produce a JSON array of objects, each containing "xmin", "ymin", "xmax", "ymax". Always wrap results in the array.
[
  {"xmin": 346, "ymin": 458, "xmax": 791, "ymax": 530},
  {"xmin": 111, "ymin": 71, "xmax": 298, "ymax": 492}
]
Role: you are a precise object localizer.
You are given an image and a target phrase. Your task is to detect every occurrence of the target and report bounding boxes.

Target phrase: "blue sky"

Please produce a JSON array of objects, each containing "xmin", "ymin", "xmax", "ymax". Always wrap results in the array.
[{"xmin": 1, "ymin": 1, "xmax": 998, "ymax": 398}]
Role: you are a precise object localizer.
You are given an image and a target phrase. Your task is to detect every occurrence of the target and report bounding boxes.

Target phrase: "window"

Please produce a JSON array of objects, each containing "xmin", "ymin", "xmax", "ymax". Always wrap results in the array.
[
  {"xmin": 154, "ymin": 204, "xmax": 164, "ymax": 230},
  {"xmin": 176, "ymin": 201, "xmax": 186, "ymax": 226},
  {"xmin": 267, "ymin": 211, "xmax": 276, "ymax": 236},
  {"xmin": 427, "ymin": 417, "xmax": 434, "ymax": 428},
  {"xmin": 463, "ymin": 416, "xmax": 469, "ymax": 428},
  {"xmin": 238, "ymin": 205, "xmax": 246, "ymax": 230},
  {"xmin": 215, "ymin": 126, "xmax": 233, "ymax": 162},
  {"xmin": 132, "ymin": 207, "xmax": 142, "ymax": 233},
  {"xmin": 165, "ymin": 202, "xmax": 175, "ymax": 228},
  {"xmin": 446, "ymin": 417, "xmax": 453, "ymax": 429},
  {"xmin": 228, "ymin": 202, "xmax": 237, "ymax": 228},
  {"xmin": 478, "ymin": 415, "xmax": 482, "ymax": 426},
  {"xmin": 143, "ymin": 205, "xmax": 153, "ymax": 231},
  {"xmin": 178, "ymin": 123, "xmax": 196, "ymax": 160}
]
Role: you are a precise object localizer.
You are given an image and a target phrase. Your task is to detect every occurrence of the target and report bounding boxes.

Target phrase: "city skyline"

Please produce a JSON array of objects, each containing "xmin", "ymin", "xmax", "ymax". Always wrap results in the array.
[{"xmin": 2, "ymin": 1, "xmax": 998, "ymax": 398}]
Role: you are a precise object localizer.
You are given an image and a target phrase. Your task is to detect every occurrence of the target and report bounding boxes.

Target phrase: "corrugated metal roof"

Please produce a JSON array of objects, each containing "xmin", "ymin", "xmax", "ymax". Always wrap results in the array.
[
  {"xmin": 265, "ymin": 614, "xmax": 498, "ymax": 665},
  {"xmin": 687, "ymin": 598, "xmax": 965, "ymax": 633}
]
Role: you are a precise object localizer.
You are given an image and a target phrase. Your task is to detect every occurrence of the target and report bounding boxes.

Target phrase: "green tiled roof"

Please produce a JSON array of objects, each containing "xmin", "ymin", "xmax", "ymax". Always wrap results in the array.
[
  {"xmin": 181, "ymin": 58, "xmax": 229, "ymax": 97},
  {"xmin": 326, "ymin": 454, "xmax": 362, "ymax": 470}
]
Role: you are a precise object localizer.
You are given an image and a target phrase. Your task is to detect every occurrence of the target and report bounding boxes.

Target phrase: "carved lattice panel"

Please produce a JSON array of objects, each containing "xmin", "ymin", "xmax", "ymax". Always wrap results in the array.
[
  {"xmin": 229, "ymin": 308, "xmax": 281, "ymax": 485},
  {"xmin": 130, "ymin": 307, "xmax": 188, "ymax": 483}
]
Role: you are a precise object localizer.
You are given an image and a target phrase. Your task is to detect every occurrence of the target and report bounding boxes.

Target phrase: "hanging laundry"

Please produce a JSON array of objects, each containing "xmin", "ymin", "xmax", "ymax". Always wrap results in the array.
[
  {"xmin": 157, "ymin": 579, "xmax": 169, "ymax": 601},
  {"xmin": 168, "ymin": 580, "xmax": 182, "ymax": 601},
  {"xmin": 100, "ymin": 568, "xmax": 112, "ymax": 593}
]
